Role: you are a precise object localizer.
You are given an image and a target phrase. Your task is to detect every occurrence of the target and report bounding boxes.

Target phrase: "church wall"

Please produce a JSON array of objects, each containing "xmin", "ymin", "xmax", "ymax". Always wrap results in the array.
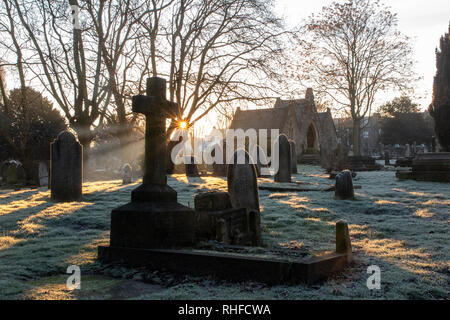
[
  {"xmin": 280, "ymin": 106, "xmax": 303, "ymax": 162},
  {"xmin": 318, "ymin": 112, "xmax": 338, "ymax": 154}
]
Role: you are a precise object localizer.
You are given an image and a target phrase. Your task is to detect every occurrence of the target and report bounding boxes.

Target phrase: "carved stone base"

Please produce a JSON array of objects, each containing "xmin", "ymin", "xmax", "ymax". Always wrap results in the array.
[
  {"xmin": 110, "ymin": 183, "xmax": 196, "ymax": 249},
  {"xmin": 98, "ymin": 246, "xmax": 350, "ymax": 285}
]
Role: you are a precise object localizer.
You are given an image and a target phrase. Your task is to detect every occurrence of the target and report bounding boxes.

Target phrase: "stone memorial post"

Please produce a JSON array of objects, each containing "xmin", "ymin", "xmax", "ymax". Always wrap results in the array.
[
  {"xmin": 336, "ymin": 220, "xmax": 352, "ymax": 262},
  {"xmin": 50, "ymin": 131, "xmax": 82, "ymax": 202},
  {"xmin": 274, "ymin": 134, "xmax": 291, "ymax": 183},
  {"xmin": 405, "ymin": 144, "xmax": 411, "ymax": 158},
  {"xmin": 227, "ymin": 149, "xmax": 260, "ymax": 213},
  {"xmin": 109, "ymin": 77, "xmax": 196, "ymax": 249},
  {"xmin": 384, "ymin": 151, "xmax": 390, "ymax": 166}
]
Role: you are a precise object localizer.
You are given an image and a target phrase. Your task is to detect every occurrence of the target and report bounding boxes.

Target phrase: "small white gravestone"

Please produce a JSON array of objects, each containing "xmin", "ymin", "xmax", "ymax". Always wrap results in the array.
[{"xmin": 38, "ymin": 161, "xmax": 49, "ymax": 187}]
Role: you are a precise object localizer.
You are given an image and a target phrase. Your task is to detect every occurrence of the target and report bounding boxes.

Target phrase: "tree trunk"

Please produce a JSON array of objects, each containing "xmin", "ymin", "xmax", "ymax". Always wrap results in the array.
[
  {"xmin": 76, "ymin": 131, "xmax": 92, "ymax": 178},
  {"xmin": 352, "ymin": 118, "xmax": 361, "ymax": 156}
]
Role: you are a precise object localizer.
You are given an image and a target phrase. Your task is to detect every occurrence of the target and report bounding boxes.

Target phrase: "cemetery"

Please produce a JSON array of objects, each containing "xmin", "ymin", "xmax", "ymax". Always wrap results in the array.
[{"xmin": 0, "ymin": 0, "xmax": 449, "ymax": 302}]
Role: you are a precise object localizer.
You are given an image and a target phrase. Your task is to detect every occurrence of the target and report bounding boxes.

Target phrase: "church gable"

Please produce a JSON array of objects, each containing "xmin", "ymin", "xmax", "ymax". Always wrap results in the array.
[{"xmin": 228, "ymin": 88, "xmax": 337, "ymax": 159}]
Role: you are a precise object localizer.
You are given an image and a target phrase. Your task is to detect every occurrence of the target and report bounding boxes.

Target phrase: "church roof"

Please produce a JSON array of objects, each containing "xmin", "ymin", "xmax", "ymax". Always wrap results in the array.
[
  {"xmin": 274, "ymin": 98, "xmax": 309, "ymax": 109},
  {"xmin": 229, "ymin": 107, "xmax": 289, "ymax": 131},
  {"xmin": 229, "ymin": 89, "xmax": 318, "ymax": 133}
]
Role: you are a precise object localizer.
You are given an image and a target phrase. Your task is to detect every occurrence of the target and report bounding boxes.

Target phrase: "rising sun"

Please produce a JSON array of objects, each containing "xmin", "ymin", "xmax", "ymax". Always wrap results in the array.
[{"xmin": 178, "ymin": 120, "xmax": 188, "ymax": 129}]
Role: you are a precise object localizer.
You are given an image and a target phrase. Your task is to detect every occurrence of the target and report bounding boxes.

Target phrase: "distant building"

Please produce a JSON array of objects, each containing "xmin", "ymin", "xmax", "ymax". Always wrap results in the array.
[
  {"xmin": 334, "ymin": 114, "xmax": 383, "ymax": 155},
  {"xmin": 334, "ymin": 112, "xmax": 433, "ymax": 156},
  {"xmin": 229, "ymin": 88, "xmax": 338, "ymax": 160}
]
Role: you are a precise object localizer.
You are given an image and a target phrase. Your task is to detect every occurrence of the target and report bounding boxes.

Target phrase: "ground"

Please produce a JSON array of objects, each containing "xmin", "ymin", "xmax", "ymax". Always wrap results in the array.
[{"xmin": 0, "ymin": 164, "xmax": 448, "ymax": 300}]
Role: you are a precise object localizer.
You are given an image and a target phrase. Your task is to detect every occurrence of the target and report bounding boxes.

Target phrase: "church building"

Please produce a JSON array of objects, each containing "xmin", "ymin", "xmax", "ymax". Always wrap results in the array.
[{"xmin": 229, "ymin": 89, "xmax": 337, "ymax": 162}]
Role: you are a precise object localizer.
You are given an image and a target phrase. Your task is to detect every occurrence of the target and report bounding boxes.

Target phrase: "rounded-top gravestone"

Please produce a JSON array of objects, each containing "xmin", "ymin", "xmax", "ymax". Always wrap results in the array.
[
  {"xmin": 335, "ymin": 170, "xmax": 354, "ymax": 200},
  {"xmin": 227, "ymin": 149, "xmax": 260, "ymax": 212},
  {"xmin": 122, "ymin": 163, "xmax": 132, "ymax": 184},
  {"xmin": 274, "ymin": 134, "xmax": 291, "ymax": 183},
  {"xmin": 50, "ymin": 131, "xmax": 83, "ymax": 202},
  {"xmin": 1, "ymin": 160, "xmax": 25, "ymax": 185}
]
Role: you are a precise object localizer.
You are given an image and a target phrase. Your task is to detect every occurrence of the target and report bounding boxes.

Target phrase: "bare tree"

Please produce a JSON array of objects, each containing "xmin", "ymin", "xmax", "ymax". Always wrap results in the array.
[
  {"xmin": 299, "ymin": 0, "xmax": 415, "ymax": 155},
  {"xmin": 1, "ymin": 0, "xmax": 296, "ymax": 165},
  {"xmin": 0, "ymin": 0, "xmax": 109, "ymax": 166},
  {"xmin": 0, "ymin": 65, "xmax": 6, "ymax": 108},
  {"xmin": 0, "ymin": 0, "xmax": 32, "ymax": 172},
  {"xmin": 143, "ymin": 0, "xmax": 295, "ymax": 132},
  {"xmin": 84, "ymin": 0, "xmax": 156, "ymax": 161}
]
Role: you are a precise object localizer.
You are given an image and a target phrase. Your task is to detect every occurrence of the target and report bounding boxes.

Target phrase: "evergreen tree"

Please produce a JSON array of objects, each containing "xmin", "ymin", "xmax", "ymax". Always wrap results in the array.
[{"xmin": 429, "ymin": 24, "xmax": 450, "ymax": 151}]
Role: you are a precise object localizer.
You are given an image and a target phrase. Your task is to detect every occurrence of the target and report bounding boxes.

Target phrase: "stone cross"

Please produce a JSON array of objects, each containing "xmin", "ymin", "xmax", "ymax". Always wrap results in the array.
[{"xmin": 132, "ymin": 77, "xmax": 178, "ymax": 185}]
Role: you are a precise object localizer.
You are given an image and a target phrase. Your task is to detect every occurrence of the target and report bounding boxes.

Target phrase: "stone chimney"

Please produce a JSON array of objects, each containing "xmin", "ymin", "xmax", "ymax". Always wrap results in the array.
[{"xmin": 305, "ymin": 88, "xmax": 314, "ymax": 102}]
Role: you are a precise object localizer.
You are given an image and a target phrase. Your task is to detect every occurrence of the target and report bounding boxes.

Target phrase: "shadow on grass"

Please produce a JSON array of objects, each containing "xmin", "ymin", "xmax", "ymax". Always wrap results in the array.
[{"xmin": 0, "ymin": 189, "xmax": 43, "ymax": 205}]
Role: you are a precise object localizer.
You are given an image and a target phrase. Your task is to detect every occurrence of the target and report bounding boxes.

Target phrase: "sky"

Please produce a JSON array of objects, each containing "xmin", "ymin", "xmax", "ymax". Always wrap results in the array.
[
  {"xmin": 198, "ymin": 0, "xmax": 450, "ymax": 135},
  {"xmin": 274, "ymin": 0, "xmax": 450, "ymax": 111}
]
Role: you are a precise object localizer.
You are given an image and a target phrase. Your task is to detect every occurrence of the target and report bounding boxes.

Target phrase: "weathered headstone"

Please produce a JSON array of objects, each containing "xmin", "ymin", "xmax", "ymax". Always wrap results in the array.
[
  {"xmin": 38, "ymin": 161, "xmax": 49, "ymax": 187},
  {"xmin": 167, "ymin": 135, "xmax": 184, "ymax": 174},
  {"xmin": 335, "ymin": 170, "xmax": 354, "ymax": 200},
  {"xmin": 109, "ymin": 77, "xmax": 196, "ymax": 249},
  {"xmin": 6, "ymin": 164, "xmax": 18, "ymax": 185},
  {"xmin": 290, "ymin": 140, "xmax": 298, "ymax": 174},
  {"xmin": 384, "ymin": 151, "xmax": 390, "ymax": 166},
  {"xmin": 227, "ymin": 149, "xmax": 260, "ymax": 213},
  {"xmin": 185, "ymin": 156, "xmax": 200, "ymax": 177},
  {"xmin": 50, "ymin": 131, "xmax": 83, "ymax": 202},
  {"xmin": 274, "ymin": 134, "xmax": 291, "ymax": 183},
  {"xmin": 122, "ymin": 163, "xmax": 132, "ymax": 184},
  {"xmin": 404, "ymin": 144, "xmax": 411, "ymax": 157},
  {"xmin": 378, "ymin": 143, "xmax": 384, "ymax": 157},
  {"xmin": 194, "ymin": 191, "xmax": 255, "ymax": 246},
  {"xmin": 336, "ymin": 220, "xmax": 352, "ymax": 262},
  {"xmin": 194, "ymin": 191, "xmax": 231, "ymax": 212},
  {"xmin": 211, "ymin": 141, "xmax": 228, "ymax": 177}
]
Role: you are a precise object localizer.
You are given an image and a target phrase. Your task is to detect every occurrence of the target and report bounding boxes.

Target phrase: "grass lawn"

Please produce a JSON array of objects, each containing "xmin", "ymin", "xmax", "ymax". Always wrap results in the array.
[{"xmin": 0, "ymin": 165, "xmax": 448, "ymax": 300}]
